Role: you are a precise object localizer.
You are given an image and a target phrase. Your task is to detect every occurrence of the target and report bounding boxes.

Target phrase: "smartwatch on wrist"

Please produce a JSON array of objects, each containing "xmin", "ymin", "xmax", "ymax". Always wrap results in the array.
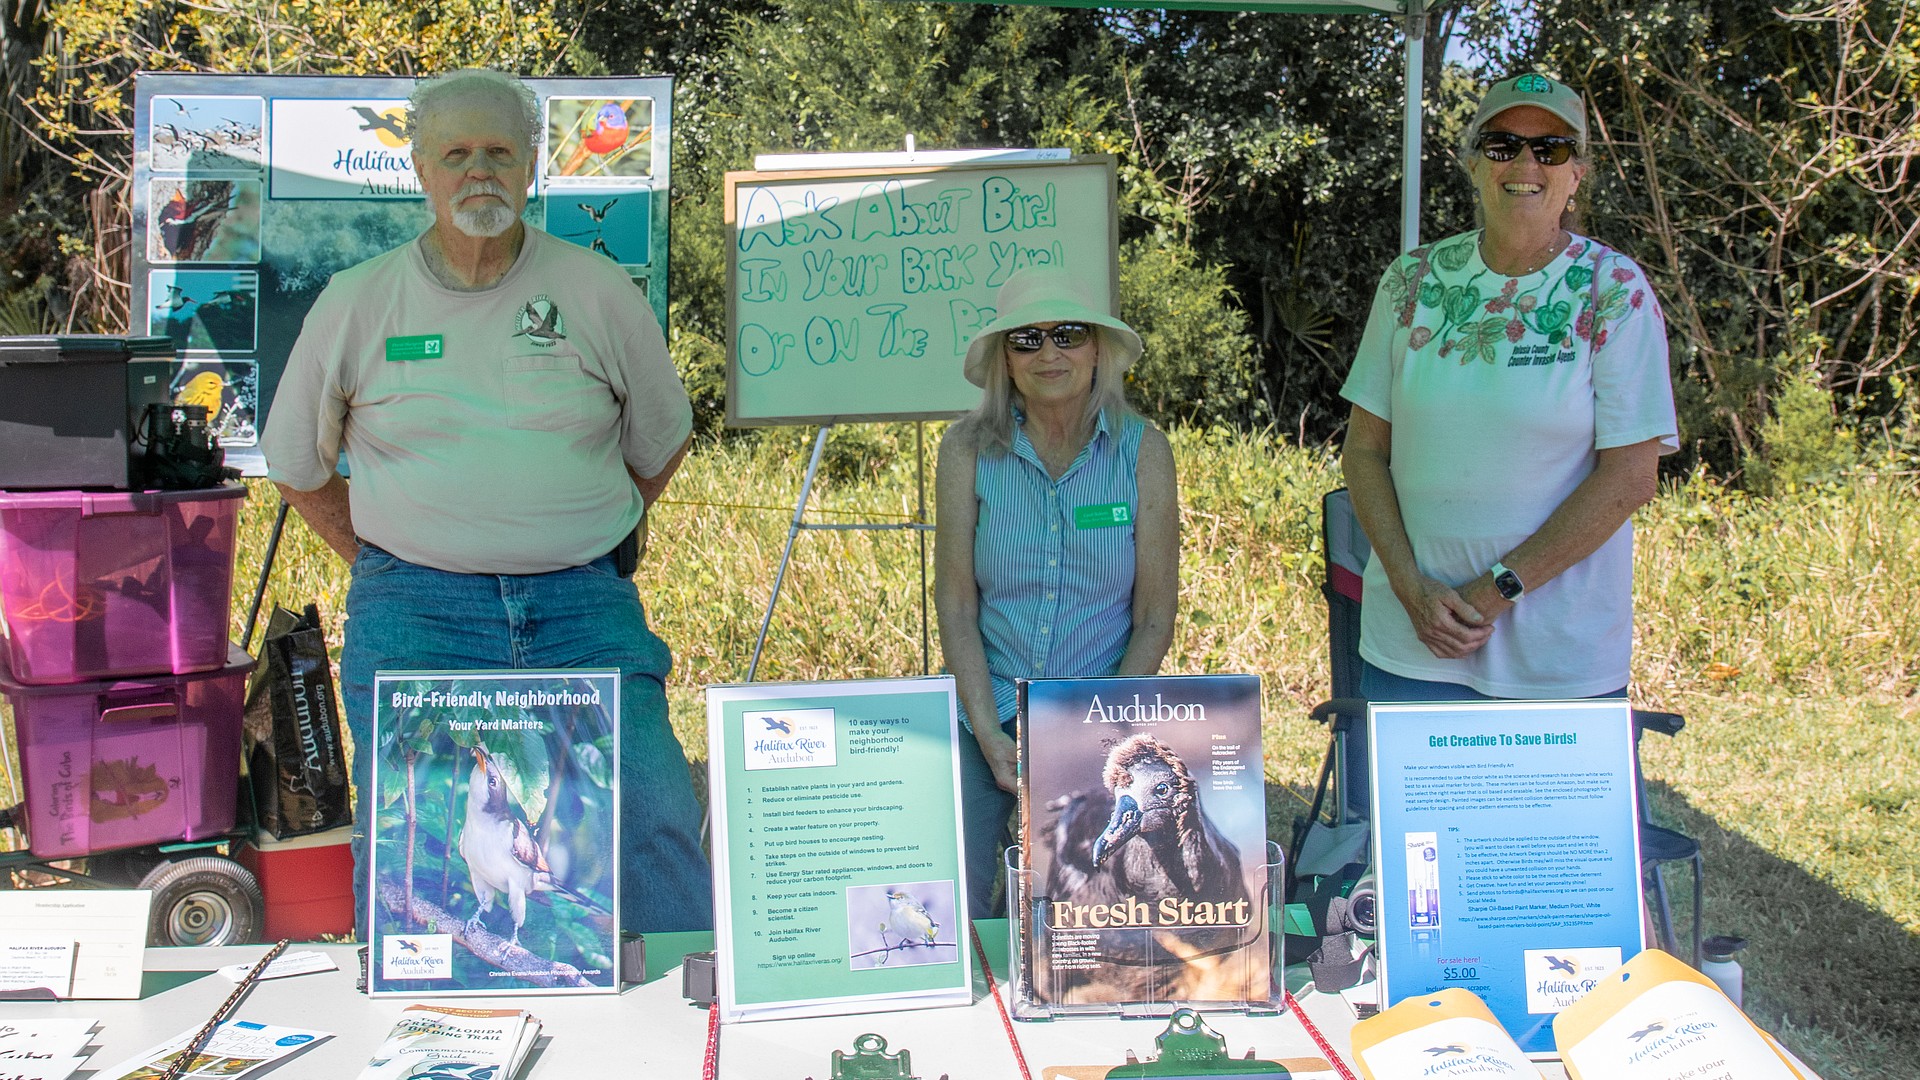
[{"xmin": 1490, "ymin": 561, "xmax": 1525, "ymax": 602}]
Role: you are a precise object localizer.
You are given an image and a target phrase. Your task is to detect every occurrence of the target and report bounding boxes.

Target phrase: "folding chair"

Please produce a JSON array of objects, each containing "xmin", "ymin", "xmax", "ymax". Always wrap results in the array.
[{"xmin": 1287, "ymin": 488, "xmax": 1703, "ymax": 967}]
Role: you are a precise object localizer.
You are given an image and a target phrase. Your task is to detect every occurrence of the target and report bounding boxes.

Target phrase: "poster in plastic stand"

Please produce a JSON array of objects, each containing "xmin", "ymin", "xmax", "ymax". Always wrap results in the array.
[
  {"xmin": 129, "ymin": 73, "xmax": 672, "ymax": 476},
  {"xmin": 368, "ymin": 669, "xmax": 619, "ymax": 997},
  {"xmin": 1017, "ymin": 674, "xmax": 1273, "ymax": 1013},
  {"xmin": 1369, "ymin": 700, "xmax": 1646, "ymax": 1056},
  {"xmin": 706, "ymin": 677, "xmax": 972, "ymax": 1022}
]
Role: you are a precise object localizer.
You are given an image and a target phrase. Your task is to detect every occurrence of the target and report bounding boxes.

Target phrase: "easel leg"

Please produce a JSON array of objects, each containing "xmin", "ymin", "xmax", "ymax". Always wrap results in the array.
[
  {"xmin": 917, "ymin": 421, "xmax": 930, "ymax": 675},
  {"xmin": 747, "ymin": 426, "xmax": 831, "ymax": 682},
  {"xmin": 241, "ymin": 499, "xmax": 291, "ymax": 650}
]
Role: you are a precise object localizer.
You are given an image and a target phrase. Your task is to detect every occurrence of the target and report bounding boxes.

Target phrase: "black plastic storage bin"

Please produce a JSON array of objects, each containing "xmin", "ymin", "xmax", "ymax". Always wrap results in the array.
[{"xmin": 0, "ymin": 335, "xmax": 177, "ymax": 490}]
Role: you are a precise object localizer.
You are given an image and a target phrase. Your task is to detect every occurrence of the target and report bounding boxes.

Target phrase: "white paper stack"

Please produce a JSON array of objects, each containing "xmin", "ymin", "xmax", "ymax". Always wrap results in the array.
[
  {"xmin": 356, "ymin": 1005, "xmax": 543, "ymax": 1080},
  {"xmin": 0, "ymin": 1018, "xmax": 99, "ymax": 1080}
]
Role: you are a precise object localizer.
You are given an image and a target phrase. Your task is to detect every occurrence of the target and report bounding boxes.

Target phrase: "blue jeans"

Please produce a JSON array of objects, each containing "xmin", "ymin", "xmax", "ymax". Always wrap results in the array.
[
  {"xmin": 340, "ymin": 544, "xmax": 713, "ymax": 936},
  {"xmin": 956, "ymin": 717, "xmax": 1017, "ymax": 918}
]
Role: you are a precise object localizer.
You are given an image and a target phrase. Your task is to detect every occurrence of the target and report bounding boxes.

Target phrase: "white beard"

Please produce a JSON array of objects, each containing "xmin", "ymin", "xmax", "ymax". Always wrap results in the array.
[{"xmin": 445, "ymin": 181, "xmax": 518, "ymax": 238}]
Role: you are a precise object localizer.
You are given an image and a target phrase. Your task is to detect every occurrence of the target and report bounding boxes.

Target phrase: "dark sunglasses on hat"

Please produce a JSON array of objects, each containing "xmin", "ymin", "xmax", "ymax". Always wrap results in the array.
[
  {"xmin": 1475, "ymin": 131, "xmax": 1579, "ymax": 166},
  {"xmin": 1005, "ymin": 322, "xmax": 1095, "ymax": 352}
]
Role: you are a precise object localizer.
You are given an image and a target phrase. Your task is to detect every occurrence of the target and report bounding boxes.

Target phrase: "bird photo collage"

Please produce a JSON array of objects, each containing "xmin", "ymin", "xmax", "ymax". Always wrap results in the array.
[
  {"xmin": 129, "ymin": 75, "xmax": 673, "ymax": 477},
  {"xmin": 366, "ymin": 670, "xmax": 620, "ymax": 997},
  {"xmin": 1016, "ymin": 673, "xmax": 1275, "ymax": 1015},
  {"xmin": 140, "ymin": 93, "xmax": 265, "ymax": 458}
]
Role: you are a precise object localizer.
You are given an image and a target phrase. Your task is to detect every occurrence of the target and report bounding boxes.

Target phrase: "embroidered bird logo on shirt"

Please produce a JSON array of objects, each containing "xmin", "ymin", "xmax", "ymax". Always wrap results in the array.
[{"xmin": 513, "ymin": 298, "xmax": 567, "ymax": 346}]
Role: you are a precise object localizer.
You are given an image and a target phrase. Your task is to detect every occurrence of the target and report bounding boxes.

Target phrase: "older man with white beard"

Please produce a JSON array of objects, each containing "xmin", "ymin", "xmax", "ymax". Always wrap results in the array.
[{"xmin": 262, "ymin": 68, "xmax": 712, "ymax": 936}]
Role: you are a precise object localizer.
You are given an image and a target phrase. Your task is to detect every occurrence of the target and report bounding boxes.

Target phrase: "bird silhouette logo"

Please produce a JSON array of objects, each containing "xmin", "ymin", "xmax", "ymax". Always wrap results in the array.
[
  {"xmin": 762, "ymin": 716, "xmax": 795, "ymax": 735},
  {"xmin": 513, "ymin": 297, "xmax": 567, "ymax": 346},
  {"xmin": 394, "ymin": 938, "xmax": 422, "ymax": 954},
  {"xmin": 350, "ymin": 105, "xmax": 411, "ymax": 148},
  {"xmin": 1629, "ymin": 1022, "xmax": 1666, "ymax": 1043},
  {"xmin": 1424, "ymin": 1044, "xmax": 1469, "ymax": 1057},
  {"xmin": 1544, "ymin": 955, "xmax": 1579, "ymax": 976}
]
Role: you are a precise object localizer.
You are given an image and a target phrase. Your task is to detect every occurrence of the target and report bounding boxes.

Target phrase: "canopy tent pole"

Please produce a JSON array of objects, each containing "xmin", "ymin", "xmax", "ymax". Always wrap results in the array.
[{"xmin": 1401, "ymin": 1, "xmax": 1425, "ymax": 252}]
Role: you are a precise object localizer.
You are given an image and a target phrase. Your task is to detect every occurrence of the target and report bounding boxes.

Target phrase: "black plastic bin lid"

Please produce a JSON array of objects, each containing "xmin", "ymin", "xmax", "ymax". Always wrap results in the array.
[{"xmin": 0, "ymin": 334, "xmax": 176, "ymax": 364}]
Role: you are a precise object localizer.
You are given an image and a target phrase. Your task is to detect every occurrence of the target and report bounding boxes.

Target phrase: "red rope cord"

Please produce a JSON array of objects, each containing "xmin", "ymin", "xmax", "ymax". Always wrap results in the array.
[
  {"xmin": 1284, "ymin": 986, "xmax": 1362, "ymax": 1080},
  {"xmin": 702, "ymin": 1001, "xmax": 720, "ymax": 1080},
  {"xmin": 971, "ymin": 922, "xmax": 1034, "ymax": 1080}
]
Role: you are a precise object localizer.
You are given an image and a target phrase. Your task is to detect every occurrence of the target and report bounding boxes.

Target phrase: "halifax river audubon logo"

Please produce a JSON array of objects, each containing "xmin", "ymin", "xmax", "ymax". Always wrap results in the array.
[{"xmin": 514, "ymin": 295, "xmax": 567, "ymax": 347}]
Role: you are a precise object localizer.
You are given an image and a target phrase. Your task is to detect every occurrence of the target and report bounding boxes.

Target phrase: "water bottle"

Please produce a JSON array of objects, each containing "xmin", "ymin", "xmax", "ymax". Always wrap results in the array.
[{"xmin": 1700, "ymin": 934, "xmax": 1747, "ymax": 1007}]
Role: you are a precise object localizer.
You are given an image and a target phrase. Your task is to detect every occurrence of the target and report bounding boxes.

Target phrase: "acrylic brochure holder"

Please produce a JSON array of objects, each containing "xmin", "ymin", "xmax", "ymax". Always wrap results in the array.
[{"xmin": 1005, "ymin": 842, "xmax": 1286, "ymax": 1021}]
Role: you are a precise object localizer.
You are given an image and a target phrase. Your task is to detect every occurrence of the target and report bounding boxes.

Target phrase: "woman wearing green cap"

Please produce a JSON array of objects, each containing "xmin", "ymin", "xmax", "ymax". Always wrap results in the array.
[
  {"xmin": 935, "ymin": 265, "xmax": 1180, "ymax": 917},
  {"xmin": 1340, "ymin": 73, "xmax": 1679, "ymax": 704}
]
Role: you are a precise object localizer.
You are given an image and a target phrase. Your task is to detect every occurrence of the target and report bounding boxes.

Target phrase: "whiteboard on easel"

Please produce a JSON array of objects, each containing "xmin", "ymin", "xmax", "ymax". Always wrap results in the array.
[{"xmin": 723, "ymin": 155, "xmax": 1118, "ymax": 427}]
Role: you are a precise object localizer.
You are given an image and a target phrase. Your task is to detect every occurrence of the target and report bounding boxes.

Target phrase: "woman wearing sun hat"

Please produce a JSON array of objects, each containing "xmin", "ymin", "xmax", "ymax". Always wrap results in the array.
[
  {"xmin": 935, "ymin": 264, "xmax": 1180, "ymax": 916},
  {"xmin": 1340, "ymin": 72, "xmax": 1678, "ymax": 704}
]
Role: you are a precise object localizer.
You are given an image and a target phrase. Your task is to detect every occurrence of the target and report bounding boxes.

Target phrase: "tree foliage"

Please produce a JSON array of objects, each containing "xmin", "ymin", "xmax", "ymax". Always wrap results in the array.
[
  {"xmin": 1485, "ymin": 0, "xmax": 1920, "ymax": 473},
  {"xmin": 4, "ymin": 0, "xmax": 1912, "ymax": 479}
]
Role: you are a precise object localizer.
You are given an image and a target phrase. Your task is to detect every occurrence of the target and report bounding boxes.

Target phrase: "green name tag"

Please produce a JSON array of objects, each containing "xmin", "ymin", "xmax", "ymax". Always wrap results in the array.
[
  {"xmin": 385, "ymin": 334, "xmax": 444, "ymax": 362},
  {"xmin": 1074, "ymin": 502, "xmax": 1132, "ymax": 529}
]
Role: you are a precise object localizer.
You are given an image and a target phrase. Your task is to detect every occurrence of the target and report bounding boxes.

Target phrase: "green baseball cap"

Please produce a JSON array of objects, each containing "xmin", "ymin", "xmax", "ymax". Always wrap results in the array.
[{"xmin": 1471, "ymin": 73, "xmax": 1588, "ymax": 146}]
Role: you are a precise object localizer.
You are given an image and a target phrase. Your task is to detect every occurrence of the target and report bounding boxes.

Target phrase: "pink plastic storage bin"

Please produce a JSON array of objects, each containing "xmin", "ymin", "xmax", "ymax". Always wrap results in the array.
[
  {"xmin": 0, "ymin": 645, "xmax": 253, "ymax": 858},
  {"xmin": 0, "ymin": 483, "xmax": 244, "ymax": 685}
]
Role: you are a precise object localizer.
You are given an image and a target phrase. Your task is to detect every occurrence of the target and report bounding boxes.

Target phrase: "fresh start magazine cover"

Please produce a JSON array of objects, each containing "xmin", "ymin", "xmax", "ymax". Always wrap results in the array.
[{"xmin": 1017, "ymin": 674, "xmax": 1273, "ymax": 1011}]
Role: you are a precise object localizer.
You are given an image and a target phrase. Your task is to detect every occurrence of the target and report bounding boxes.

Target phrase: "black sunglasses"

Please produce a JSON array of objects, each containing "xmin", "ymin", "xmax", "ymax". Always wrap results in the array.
[
  {"xmin": 1475, "ymin": 131, "xmax": 1579, "ymax": 166},
  {"xmin": 1005, "ymin": 323, "xmax": 1094, "ymax": 352}
]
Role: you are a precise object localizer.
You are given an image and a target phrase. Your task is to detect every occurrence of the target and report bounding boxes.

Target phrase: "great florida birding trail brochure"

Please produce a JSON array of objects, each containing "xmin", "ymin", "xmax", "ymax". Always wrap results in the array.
[
  {"xmin": 368, "ymin": 669, "xmax": 619, "ymax": 996},
  {"xmin": 706, "ymin": 676, "xmax": 973, "ymax": 1022},
  {"xmin": 1016, "ymin": 674, "xmax": 1274, "ymax": 1015}
]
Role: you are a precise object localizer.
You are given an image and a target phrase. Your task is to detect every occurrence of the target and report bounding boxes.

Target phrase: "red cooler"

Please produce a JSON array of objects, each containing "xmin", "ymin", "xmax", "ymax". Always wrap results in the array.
[{"xmin": 236, "ymin": 826, "xmax": 356, "ymax": 941}]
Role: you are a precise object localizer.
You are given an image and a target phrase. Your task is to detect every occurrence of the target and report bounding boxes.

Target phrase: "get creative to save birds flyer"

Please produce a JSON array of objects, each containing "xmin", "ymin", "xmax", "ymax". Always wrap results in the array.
[{"xmin": 368, "ymin": 670, "xmax": 620, "ymax": 996}]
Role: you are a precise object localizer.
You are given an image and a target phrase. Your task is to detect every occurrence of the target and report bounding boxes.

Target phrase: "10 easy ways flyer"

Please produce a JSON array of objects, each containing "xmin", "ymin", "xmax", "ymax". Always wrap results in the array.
[
  {"xmin": 1370, "ymin": 701, "xmax": 1646, "ymax": 1056},
  {"xmin": 707, "ymin": 677, "xmax": 971, "ymax": 1022}
]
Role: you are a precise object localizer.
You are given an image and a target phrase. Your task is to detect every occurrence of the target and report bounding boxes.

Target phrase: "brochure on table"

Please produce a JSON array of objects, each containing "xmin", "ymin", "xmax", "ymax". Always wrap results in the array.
[
  {"xmin": 368, "ymin": 669, "xmax": 620, "ymax": 996},
  {"xmin": 1369, "ymin": 700, "xmax": 1645, "ymax": 1057},
  {"xmin": 0, "ymin": 891, "xmax": 150, "ymax": 999},
  {"xmin": 707, "ymin": 676, "xmax": 972, "ymax": 1022}
]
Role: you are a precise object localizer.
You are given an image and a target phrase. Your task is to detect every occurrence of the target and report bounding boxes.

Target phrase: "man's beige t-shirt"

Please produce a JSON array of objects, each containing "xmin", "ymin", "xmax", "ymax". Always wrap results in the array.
[{"xmin": 263, "ymin": 227, "xmax": 692, "ymax": 574}]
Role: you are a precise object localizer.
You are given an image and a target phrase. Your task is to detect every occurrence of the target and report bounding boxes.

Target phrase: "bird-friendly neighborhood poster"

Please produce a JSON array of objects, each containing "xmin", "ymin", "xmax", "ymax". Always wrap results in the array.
[
  {"xmin": 368, "ymin": 669, "xmax": 620, "ymax": 997},
  {"xmin": 130, "ymin": 73, "xmax": 671, "ymax": 476},
  {"xmin": 1368, "ymin": 700, "xmax": 1646, "ymax": 1057},
  {"xmin": 706, "ymin": 677, "xmax": 972, "ymax": 1022},
  {"xmin": 1016, "ymin": 674, "xmax": 1274, "ymax": 1016}
]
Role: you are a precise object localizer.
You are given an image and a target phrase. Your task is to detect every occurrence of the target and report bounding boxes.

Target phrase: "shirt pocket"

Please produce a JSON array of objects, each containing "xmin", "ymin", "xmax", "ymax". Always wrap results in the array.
[{"xmin": 503, "ymin": 352, "xmax": 595, "ymax": 431}]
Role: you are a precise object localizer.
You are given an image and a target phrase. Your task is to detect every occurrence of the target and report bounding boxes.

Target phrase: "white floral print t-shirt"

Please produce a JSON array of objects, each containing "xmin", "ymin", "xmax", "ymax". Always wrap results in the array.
[{"xmin": 1340, "ymin": 230, "xmax": 1679, "ymax": 697}]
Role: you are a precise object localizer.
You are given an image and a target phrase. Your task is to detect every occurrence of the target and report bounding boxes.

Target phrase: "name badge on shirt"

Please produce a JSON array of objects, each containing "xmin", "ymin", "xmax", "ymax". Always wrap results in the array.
[
  {"xmin": 385, "ymin": 334, "xmax": 444, "ymax": 362},
  {"xmin": 1074, "ymin": 502, "xmax": 1132, "ymax": 529}
]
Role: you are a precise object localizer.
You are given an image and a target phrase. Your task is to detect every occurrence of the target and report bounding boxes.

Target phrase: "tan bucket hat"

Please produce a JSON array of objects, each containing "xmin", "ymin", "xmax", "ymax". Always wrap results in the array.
[{"xmin": 961, "ymin": 266, "xmax": 1142, "ymax": 388}]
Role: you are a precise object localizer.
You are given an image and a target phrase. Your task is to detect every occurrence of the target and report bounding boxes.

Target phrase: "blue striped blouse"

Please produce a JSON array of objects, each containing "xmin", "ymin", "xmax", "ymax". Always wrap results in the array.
[{"xmin": 967, "ymin": 409, "xmax": 1145, "ymax": 731}]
